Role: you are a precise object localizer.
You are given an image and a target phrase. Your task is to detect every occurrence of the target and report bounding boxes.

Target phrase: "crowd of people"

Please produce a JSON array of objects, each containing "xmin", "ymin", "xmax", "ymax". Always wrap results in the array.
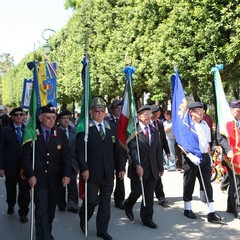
[{"xmin": 0, "ymin": 97, "xmax": 239, "ymax": 240}]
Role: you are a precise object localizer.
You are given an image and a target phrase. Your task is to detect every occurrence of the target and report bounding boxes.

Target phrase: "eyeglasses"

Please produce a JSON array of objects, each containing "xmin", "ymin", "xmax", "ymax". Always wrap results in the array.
[
  {"xmin": 94, "ymin": 108, "xmax": 105, "ymax": 113},
  {"xmin": 13, "ymin": 113, "xmax": 24, "ymax": 117}
]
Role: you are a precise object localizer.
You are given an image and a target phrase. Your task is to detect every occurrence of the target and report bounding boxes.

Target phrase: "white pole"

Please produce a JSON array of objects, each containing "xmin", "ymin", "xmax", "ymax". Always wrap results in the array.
[{"xmin": 30, "ymin": 140, "xmax": 35, "ymax": 240}]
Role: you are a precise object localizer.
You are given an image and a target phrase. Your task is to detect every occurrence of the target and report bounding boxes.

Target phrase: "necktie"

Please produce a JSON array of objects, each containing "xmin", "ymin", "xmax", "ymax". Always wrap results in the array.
[
  {"xmin": 144, "ymin": 126, "xmax": 149, "ymax": 140},
  {"xmin": 115, "ymin": 118, "xmax": 119, "ymax": 125},
  {"xmin": 98, "ymin": 123, "xmax": 105, "ymax": 140},
  {"xmin": 16, "ymin": 127, "xmax": 22, "ymax": 144},
  {"xmin": 154, "ymin": 121, "xmax": 157, "ymax": 127},
  {"xmin": 65, "ymin": 128, "xmax": 69, "ymax": 139},
  {"xmin": 45, "ymin": 130, "xmax": 50, "ymax": 142}
]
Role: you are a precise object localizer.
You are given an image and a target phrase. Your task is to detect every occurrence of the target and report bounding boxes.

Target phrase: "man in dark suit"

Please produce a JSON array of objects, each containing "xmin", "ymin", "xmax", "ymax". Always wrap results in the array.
[
  {"xmin": 76, "ymin": 97, "xmax": 125, "ymax": 240},
  {"xmin": 124, "ymin": 105, "xmax": 163, "ymax": 229},
  {"xmin": 0, "ymin": 105, "xmax": 10, "ymax": 128},
  {"xmin": 151, "ymin": 104, "xmax": 170, "ymax": 206},
  {"xmin": 21, "ymin": 104, "xmax": 71, "ymax": 240},
  {"xmin": 106, "ymin": 99, "xmax": 127, "ymax": 210},
  {"xmin": 56, "ymin": 110, "xmax": 79, "ymax": 213},
  {"xmin": 217, "ymin": 100, "xmax": 240, "ymax": 219},
  {"xmin": 0, "ymin": 107, "xmax": 30, "ymax": 223}
]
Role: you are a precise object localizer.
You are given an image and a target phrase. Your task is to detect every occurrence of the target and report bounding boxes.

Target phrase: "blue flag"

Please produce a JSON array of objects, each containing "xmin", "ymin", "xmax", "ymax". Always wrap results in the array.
[{"xmin": 171, "ymin": 68, "xmax": 202, "ymax": 160}]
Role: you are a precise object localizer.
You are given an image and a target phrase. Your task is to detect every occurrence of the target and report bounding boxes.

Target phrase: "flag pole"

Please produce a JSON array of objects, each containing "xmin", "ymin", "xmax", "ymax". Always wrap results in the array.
[
  {"xmin": 231, "ymin": 161, "xmax": 240, "ymax": 206},
  {"xmin": 212, "ymin": 64, "xmax": 240, "ymax": 206},
  {"xmin": 178, "ymin": 145, "xmax": 209, "ymax": 206},
  {"xmin": 30, "ymin": 140, "xmax": 35, "ymax": 240},
  {"xmin": 197, "ymin": 164, "xmax": 210, "ymax": 206},
  {"xmin": 128, "ymin": 73, "xmax": 146, "ymax": 207},
  {"xmin": 84, "ymin": 49, "xmax": 89, "ymax": 238},
  {"xmin": 134, "ymin": 118, "xmax": 146, "ymax": 207}
]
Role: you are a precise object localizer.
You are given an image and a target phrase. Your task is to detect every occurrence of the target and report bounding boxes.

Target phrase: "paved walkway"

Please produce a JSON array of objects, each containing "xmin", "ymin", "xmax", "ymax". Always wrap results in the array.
[{"xmin": 0, "ymin": 170, "xmax": 239, "ymax": 240}]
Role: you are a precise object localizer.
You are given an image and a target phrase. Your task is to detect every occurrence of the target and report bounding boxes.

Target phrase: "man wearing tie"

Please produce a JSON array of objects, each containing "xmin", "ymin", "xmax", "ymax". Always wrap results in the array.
[
  {"xmin": 21, "ymin": 104, "xmax": 71, "ymax": 240},
  {"xmin": 124, "ymin": 105, "xmax": 163, "ymax": 229},
  {"xmin": 76, "ymin": 97, "xmax": 125, "ymax": 240},
  {"xmin": 0, "ymin": 107, "xmax": 30, "ymax": 223},
  {"xmin": 106, "ymin": 99, "xmax": 128, "ymax": 210},
  {"xmin": 217, "ymin": 99, "xmax": 240, "ymax": 219},
  {"xmin": 56, "ymin": 110, "xmax": 79, "ymax": 213},
  {"xmin": 150, "ymin": 104, "xmax": 170, "ymax": 207}
]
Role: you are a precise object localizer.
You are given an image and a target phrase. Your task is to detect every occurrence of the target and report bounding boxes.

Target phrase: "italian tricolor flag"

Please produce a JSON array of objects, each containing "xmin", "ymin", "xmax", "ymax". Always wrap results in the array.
[
  {"xmin": 117, "ymin": 66, "xmax": 137, "ymax": 147},
  {"xmin": 212, "ymin": 64, "xmax": 240, "ymax": 174}
]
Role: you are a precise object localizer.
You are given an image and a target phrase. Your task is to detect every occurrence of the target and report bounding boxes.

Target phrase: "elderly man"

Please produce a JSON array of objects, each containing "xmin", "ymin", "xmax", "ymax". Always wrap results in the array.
[
  {"xmin": 21, "ymin": 104, "xmax": 71, "ymax": 240},
  {"xmin": 0, "ymin": 105, "xmax": 10, "ymax": 128},
  {"xmin": 0, "ymin": 107, "xmax": 30, "ymax": 223},
  {"xmin": 76, "ymin": 97, "xmax": 125, "ymax": 240},
  {"xmin": 182, "ymin": 102, "xmax": 221, "ymax": 223},
  {"xmin": 56, "ymin": 110, "xmax": 79, "ymax": 213},
  {"xmin": 106, "ymin": 99, "xmax": 128, "ymax": 210},
  {"xmin": 151, "ymin": 104, "xmax": 170, "ymax": 206},
  {"xmin": 217, "ymin": 100, "xmax": 240, "ymax": 219},
  {"xmin": 124, "ymin": 105, "xmax": 163, "ymax": 229}
]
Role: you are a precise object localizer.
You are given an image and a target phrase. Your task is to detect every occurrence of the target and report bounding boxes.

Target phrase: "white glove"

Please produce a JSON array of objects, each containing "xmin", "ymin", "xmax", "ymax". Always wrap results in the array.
[{"xmin": 186, "ymin": 153, "xmax": 201, "ymax": 165}]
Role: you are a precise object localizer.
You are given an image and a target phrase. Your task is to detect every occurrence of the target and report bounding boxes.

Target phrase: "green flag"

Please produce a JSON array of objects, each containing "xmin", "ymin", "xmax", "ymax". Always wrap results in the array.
[
  {"xmin": 22, "ymin": 89, "xmax": 37, "ymax": 145},
  {"xmin": 22, "ymin": 62, "xmax": 39, "ymax": 145},
  {"xmin": 76, "ymin": 56, "xmax": 92, "ymax": 134}
]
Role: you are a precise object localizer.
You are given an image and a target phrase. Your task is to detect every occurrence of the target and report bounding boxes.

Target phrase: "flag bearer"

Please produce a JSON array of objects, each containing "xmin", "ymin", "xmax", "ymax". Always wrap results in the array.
[
  {"xmin": 76, "ymin": 97, "xmax": 125, "ymax": 240},
  {"xmin": 182, "ymin": 102, "xmax": 221, "ymax": 223}
]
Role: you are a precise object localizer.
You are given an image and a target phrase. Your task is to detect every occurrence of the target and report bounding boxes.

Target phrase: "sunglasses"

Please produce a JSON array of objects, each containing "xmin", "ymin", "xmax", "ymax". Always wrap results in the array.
[
  {"xmin": 13, "ymin": 113, "xmax": 24, "ymax": 117},
  {"xmin": 94, "ymin": 108, "xmax": 105, "ymax": 113}
]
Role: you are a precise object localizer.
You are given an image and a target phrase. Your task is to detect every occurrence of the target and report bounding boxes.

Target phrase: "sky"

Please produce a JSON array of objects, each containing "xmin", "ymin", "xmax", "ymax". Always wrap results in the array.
[{"xmin": 0, "ymin": 0, "xmax": 73, "ymax": 64}]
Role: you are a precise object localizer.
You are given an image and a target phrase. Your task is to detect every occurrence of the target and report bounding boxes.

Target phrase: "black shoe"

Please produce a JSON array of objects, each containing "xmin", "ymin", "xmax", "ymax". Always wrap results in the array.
[
  {"xmin": 68, "ymin": 207, "xmax": 80, "ymax": 213},
  {"xmin": 7, "ymin": 207, "xmax": 14, "ymax": 215},
  {"xmin": 20, "ymin": 215, "xmax": 28, "ymax": 223},
  {"xmin": 115, "ymin": 204, "xmax": 125, "ymax": 210},
  {"xmin": 97, "ymin": 232, "xmax": 113, "ymax": 240},
  {"xmin": 124, "ymin": 202, "xmax": 134, "ymax": 221},
  {"xmin": 143, "ymin": 221, "xmax": 158, "ymax": 229},
  {"xmin": 207, "ymin": 212, "xmax": 222, "ymax": 223},
  {"xmin": 235, "ymin": 212, "xmax": 240, "ymax": 219},
  {"xmin": 80, "ymin": 221, "xmax": 86, "ymax": 233},
  {"xmin": 58, "ymin": 207, "xmax": 66, "ymax": 212},
  {"xmin": 184, "ymin": 210, "xmax": 197, "ymax": 219},
  {"xmin": 226, "ymin": 209, "xmax": 234, "ymax": 214},
  {"xmin": 158, "ymin": 198, "xmax": 168, "ymax": 207}
]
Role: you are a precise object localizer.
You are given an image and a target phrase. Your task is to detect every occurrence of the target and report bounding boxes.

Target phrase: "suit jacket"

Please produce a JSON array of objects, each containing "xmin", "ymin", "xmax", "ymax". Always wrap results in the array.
[
  {"xmin": 66, "ymin": 125, "xmax": 79, "ymax": 175},
  {"xmin": 21, "ymin": 125, "xmax": 71, "ymax": 191},
  {"xmin": 127, "ymin": 123, "xmax": 163, "ymax": 180},
  {"xmin": 155, "ymin": 119, "xmax": 170, "ymax": 155},
  {"xmin": 0, "ymin": 122, "xmax": 25, "ymax": 176},
  {"xmin": 106, "ymin": 114, "xmax": 128, "ymax": 171},
  {"xmin": 75, "ymin": 119, "xmax": 125, "ymax": 184}
]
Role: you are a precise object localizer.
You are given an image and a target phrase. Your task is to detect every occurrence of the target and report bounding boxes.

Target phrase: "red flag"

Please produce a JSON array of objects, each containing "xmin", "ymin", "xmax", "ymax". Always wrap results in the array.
[
  {"xmin": 78, "ymin": 177, "xmax": 85, "ymax": 200},
  {"xmin": 226, "ymin": 121, "xmax": 240, "ymax": 174}
]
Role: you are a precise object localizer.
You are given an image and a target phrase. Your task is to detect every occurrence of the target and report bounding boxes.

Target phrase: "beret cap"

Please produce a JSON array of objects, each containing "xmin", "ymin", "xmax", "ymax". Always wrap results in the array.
[
  {"xmin": 230, "ymin": 100, "xmax": 240, "ymax": 108},
  {"xmin": 110, "ymin": 99, "xmax": 122, "ymax": 109},
  {"xmin": 188, "ymin": 102, "xmax": 204, "ymax": 109},
  {"xmin": 40, "ymin": 103, "xmax": 55, "ymax": 114},
  {"xmin": 9, "ymin": 107, "xmax": 24, "ymax": 115},
  {"xmin": 57, "ymin": 110, "xmax": 71, "ymax": 120},
  {"xmin": 137, "ymin": 105, "xmax": 151, "ymax": 113},
  {"xmin": 150, "ymin": 104, "xmax": 160, "ymax": 113}
]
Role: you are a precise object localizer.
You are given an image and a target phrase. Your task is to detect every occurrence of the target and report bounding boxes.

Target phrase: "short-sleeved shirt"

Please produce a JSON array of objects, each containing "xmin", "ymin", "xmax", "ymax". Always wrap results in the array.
[{"xmin": 194, "ymin": 120, "xmax": 211, "ymax": 153}]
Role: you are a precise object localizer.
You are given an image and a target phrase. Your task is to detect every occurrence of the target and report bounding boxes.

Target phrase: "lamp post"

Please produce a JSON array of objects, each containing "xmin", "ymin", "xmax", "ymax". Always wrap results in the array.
[{"xmin": 42, "ymin": 28, "xmax": 56, "ymax": 56}]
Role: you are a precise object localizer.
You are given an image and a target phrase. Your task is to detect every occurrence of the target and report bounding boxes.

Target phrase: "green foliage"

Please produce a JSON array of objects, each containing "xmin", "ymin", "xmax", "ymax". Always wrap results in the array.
[{"xmin": 2, "ymin": 0, "xmax": 240, "ymax": 107}]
